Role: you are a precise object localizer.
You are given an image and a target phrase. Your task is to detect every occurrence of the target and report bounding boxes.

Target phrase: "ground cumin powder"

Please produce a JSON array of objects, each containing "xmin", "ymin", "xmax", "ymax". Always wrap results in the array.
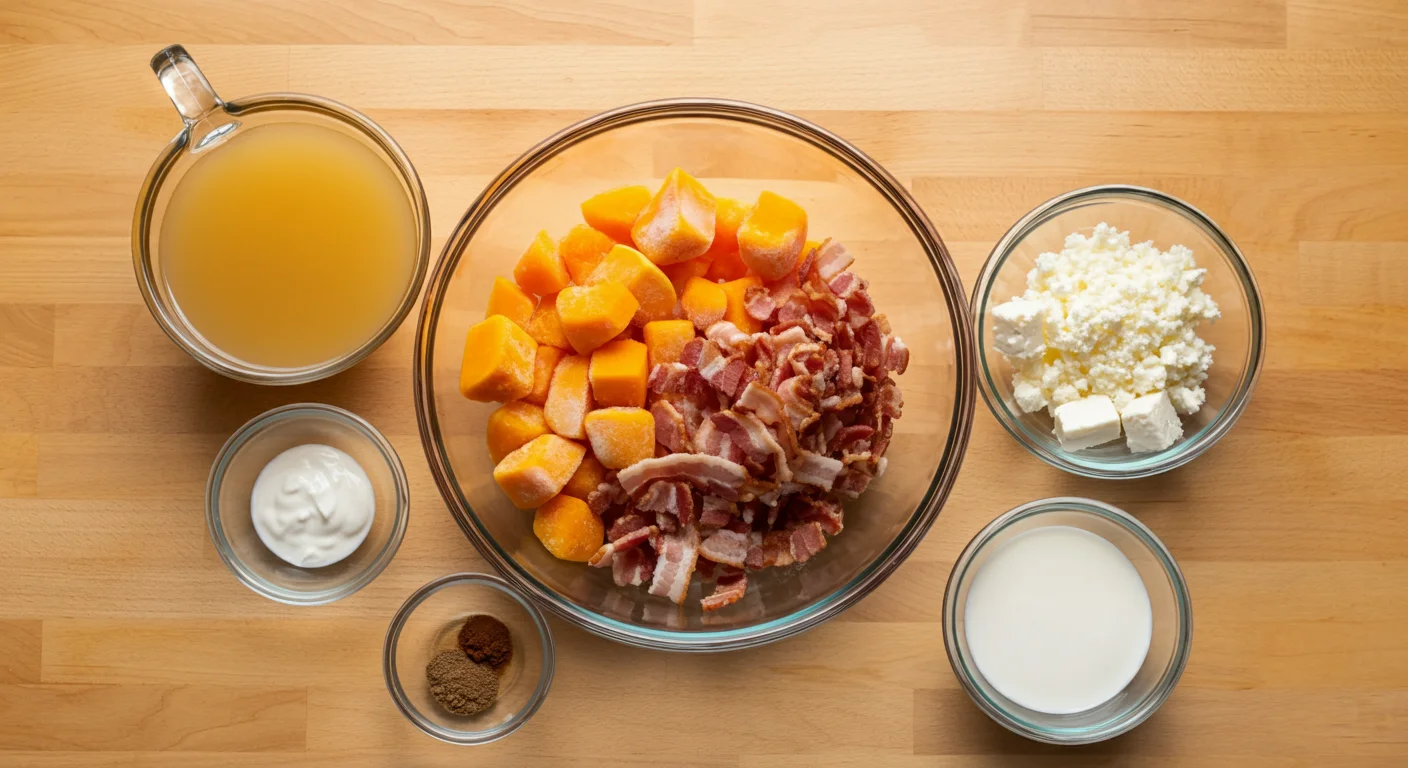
[{"xmin": 425, "ymin": 650, "xmax": 498, "ymax": 716}]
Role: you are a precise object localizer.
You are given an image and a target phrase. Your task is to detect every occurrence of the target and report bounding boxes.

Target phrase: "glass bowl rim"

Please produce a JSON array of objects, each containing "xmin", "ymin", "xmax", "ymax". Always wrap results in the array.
[
  {"xmin": 382, "ymin": 571, "xmax": 556, "ymax": 745},
  {"xmin": 131, "ymin": 92, "xmax": 432, "ymax": 386},
  {"xmin": 969, "ymin": 184, "xmax": 1267, "ymax": 479},
  {"xmin": 941, "ymin": 496, "xmax": 1193, "ymax": 745},
  {"xmin": 412, "ymin": 97, "xmax": 977, "ymax": 651},
  {"xmin": 205, "ymin": 402, "xmax": 411, "ymax": 605}
]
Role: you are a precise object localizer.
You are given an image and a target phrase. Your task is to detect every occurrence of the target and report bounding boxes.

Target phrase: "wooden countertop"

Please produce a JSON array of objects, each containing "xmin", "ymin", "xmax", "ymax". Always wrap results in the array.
[{"xmin": 2, "ymin": 2, "xmax": 1407, "ymax": 764}]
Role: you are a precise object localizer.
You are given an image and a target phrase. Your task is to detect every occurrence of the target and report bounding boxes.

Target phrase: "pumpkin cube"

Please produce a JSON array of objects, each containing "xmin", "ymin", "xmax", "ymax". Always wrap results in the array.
[
  {"xmin": 630, "ymin": 168, "xmax": 717, "ymax": 266},
  {"xmin": 720, "ymin": 276, "xmax": 764, "ymax": 334},
  {"xmin": 484, "ymin": 276, "xmax": 536, "ymax": 329},
  {"xmin": 704, "ymin": 196, "xmax": 751, "ymax": 281},
  {"xmin": 459, "ymin": 315, "xmax": 538, "ymax": 402},
  {"xmin": 737, "ymin": 191, "xmax": 807, "ymax": 281},
  {"xmin": 583, "ymin": 407, "xmax": 656, "ymax": 469},
  {"xmin": 561, "ymin": 452, "xmax": 607, "ymax": 500},
  {"xmin": 533, "ymin": 494, "xmax": 605, "ymax": 562},
  {"xmin": 525, "ymin": 292, "xmax": 571, "ymax": 349},
  {"xmin": 556, "ymin": 281, "xmax": 639, "ymax": 355},
  {"xmin": 581, "ymin": 185, "xmax": 651, "ymax": 244},
  {"xmin": 492, "ymin": 434, "xmax": 586, "ymax": 509},
  {"xmin": 680, "ymin": 276, "xmax": 727, "ymax": 331},
  {"xmin": 558, "ymin": 224, "xmax": 616, "ymax": 285},
  {"xmin": 523, "ymin": 344, "xmax": 564, "ymax": 406},
  {"xmin": 544, "ymin": 354, "xmax": 593, "ymax": 439},
  {"xmin": 486, "ymin": 401, "xmax": 551, "ymax": 464},
  {"xmin": 642, "ymin": 319, "xmax": 697, "ymax": 370},
  {"xmin": 589, "ymin": 338, "xmax": 649, "ymax": 408},
  {"xmin": 513, "ymin": 229, "xmax": 572, "ymax": 297},
  {"xmin": 661, "ymin": 255, "xmax": 714, "ymax": 295},
  {"xmin": 588, "ymin": 244, "xmax": 677, "ymax": 324}
]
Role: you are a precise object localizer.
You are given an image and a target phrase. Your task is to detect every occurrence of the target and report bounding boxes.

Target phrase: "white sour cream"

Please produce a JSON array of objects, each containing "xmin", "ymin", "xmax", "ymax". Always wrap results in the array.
[{"xmin": 250, "ymin": 444, "xmax": 375, "ymax": 568}]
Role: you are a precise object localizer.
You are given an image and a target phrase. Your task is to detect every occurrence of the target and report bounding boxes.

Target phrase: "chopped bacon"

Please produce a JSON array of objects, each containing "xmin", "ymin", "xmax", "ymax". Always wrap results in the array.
[
  {"xmin": 635, "ymin": 480, "xmax": 695, "ymax": 528},
  {"xmin": 878, "ymin": 378, "xmax": 903, "ymax": 418},
  {"xmin": 650, "ymin": 399, "xmax": 690, "ymax": 453},
  {"xmin": 710, "ymin": 410, "xmax": 791, "ymax": 482},
  {"xmin": 607, "ymin": 512, "xmax": 650, "ymax": 542},
  {"xmin": 735, "ymin": 381, "xmax": 786, "ymax": 426},
  {"xmin": 612, "ymin": 546, "xmax": 655, "ymax": 587},
  {"xmin": 680, "ymin": 337, "xmax": 705, "ymax": 368},
  {"xmin": 827, "ymin": 270, "xmax": 863, "ymax": 299},
  {"xmin": 776, "ymin": 300, "xmax": 809, "ymax": 327},
  {"xmin": 618, "ymin": 453, "xmax": 749, "ymax": 501},
  {"xmin": 648, "ymin": 362, "xmax": 711, "ymax": 399},
  {"xmin": 789, "ymin": 521, "xmax": 827, "ymax": 563},
  {"xmin": 776, "ymin": 376, "xmax": 819, "ymax": 433},
  {"xmin": 827, "ymin": 424, "xmax": 875, "ymax": 455},
  {"xmin": 705, "ymin": 321, "xmax": 750, "ymax": 353},
  {"xmin": 791, "ymin": 496, "xmax": 844, "ymax": 535},
  {"xmin": 743, "ymin": 284, "xmax": 776, "ymax": 321},
  {"xmin": 821, "ymin": 391, "xmax": 864, "ymax": 412},
  {"xmin": 791, "ymin": 450, "xmax": 845, "ymax": 490},
  {"xmin": 654, "ymin": 510, "xmax": 679, "ymax": 533},
  {"xmin": 855, "ymin": 320, "xmax": 884, "ymax": 370},
  {"xmin": 883, "ymin": 335, "xmax": 910, "ymax": 375},
  {"xmin": 698, "ymin": 529, "xmax": 751, "ymax": 568},
  {"xmin": 698, "ymin": 504, "xmax": 733, "ymax": 529},
  {"xmin": 713, "ymin": 357, "xmax": 757, "ymax": 398},
  {"xmin": 796, "ymin": 242, "xmax": 820, "ymax": 280},
  {"xmin": 755, "ymin": 530, "xmax": 795, "ymax": 569},
  {"xmin": 833, "ymin": 462, "xmax": 877, "ymax": 498},
  {"xmin": 588, "ymin": 524, "xmax": 658, "ymax": 567},
  {"xmin": 648, "ymin": 527, "xmax": 700, "ymax": 605},
  {"xmin": 813, "ymin": 241, "xmax": 855, "ymax": 281},
  {"xmin": 701, "ymin": 571, "xmax": 748, "ymax": 612},
  {"xmin": 845, "ymin": 287, "xmax": 876, "ymax": 319}
]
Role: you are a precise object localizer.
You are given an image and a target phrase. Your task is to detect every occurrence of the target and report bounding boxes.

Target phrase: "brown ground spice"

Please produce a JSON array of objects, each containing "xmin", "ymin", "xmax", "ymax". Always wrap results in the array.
[
  {"xmin": 457, "ymin": 614, "xmax": 513, "ymax": 669},
  {"xmin": 425, "ymin": 650, "xmax": 497, "ymax": 716}
]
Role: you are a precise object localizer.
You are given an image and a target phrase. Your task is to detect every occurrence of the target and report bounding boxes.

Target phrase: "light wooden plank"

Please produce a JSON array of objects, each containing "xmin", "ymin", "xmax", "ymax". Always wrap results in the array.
[
  {"xmin": 1029, "ymin": 0, "xmax": 1287, "ymax": 48},
  {"xmin": 0, "ymin": 305, "xmax": 53, "ymax": 367},
  {"xmin": 1298, "ymin": 241, "xmax": 1408, "ymax": 306},
  {"xmin": 1289, "ymin": 0, "xmax": 1408, "ymax": 48},
  {"xmin": 0, "ymin": 621, "xmax": 42, "ymax": 683},
  {"xmin": 0, "ymin": 432, "xmax": 38, "ymax": 498}
]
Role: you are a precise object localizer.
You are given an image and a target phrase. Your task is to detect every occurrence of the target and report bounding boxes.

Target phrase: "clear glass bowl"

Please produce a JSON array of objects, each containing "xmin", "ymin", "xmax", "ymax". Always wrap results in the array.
[
  {"xmin": 943, "ymin": 497, "xmax": 1192, "ymax": 744},
  {"xmin": 971, "ymin": 185, "xmax": 1266, "ymax": 478},
  {"xmin": 384, "ymin": 573, "xmax": 554, "ymax": 744},
  {"xmin": 206, "ymin": 403, "xmax": 409, "ymax": 604},
  {"xmin": 413, "ymin": 99, "xmax": 976, "ymax": 650}
]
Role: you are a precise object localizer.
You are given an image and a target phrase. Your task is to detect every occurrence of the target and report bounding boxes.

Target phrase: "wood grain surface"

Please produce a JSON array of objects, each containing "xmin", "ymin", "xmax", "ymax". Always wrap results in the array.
[{"xmin": 2, "ymin": 1, "xmax": 1407, "ymax": 765}]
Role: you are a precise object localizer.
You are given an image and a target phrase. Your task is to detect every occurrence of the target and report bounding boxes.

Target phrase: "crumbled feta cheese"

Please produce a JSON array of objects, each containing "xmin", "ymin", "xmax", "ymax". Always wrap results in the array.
[
  {"xmin": 1121, "ymin": 391, "xmax": 1184, "ymax": 453},
  {"xmin": 1052, "ymin": 395, "xmax": 1122, "ymax": 452},
  {"xmin": 992, "ymin": 224, "xmax": 1219, "ymax": 420}
]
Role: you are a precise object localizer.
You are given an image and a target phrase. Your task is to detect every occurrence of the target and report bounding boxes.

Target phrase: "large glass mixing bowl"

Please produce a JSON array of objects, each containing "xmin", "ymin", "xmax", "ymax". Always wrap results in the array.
[{"xmin": 413, "ymin": 99, "xmax": 975, "ymax": 651}]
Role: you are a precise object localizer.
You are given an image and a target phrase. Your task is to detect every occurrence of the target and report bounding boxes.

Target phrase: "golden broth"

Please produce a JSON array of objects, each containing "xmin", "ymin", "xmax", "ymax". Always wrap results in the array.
[{"xmin": 160, "ymin": 121, "xmax": 417, "ymax": 369}]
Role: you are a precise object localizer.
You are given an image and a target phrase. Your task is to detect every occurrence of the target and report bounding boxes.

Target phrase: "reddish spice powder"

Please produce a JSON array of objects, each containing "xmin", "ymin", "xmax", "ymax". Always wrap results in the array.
[{"xmin": 457, "ymin": 614, "xmax": 513, "ymax": 669}]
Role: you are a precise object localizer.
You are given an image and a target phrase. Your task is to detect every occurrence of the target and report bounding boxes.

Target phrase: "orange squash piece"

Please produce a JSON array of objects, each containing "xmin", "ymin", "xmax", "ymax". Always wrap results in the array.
[
  {"xmin": 588, "ymin": 244, "xmax": 678, "ymax": 324},
  {"xmin": 642, "ymin": 319, "xmax": 697, "ymax": 370},
  {"xmin": 533, "ymin": 494, "xmax": 605, "ymax": 562},
  {"xmin": 556, "ymin": 281, "xmax": 639, "ymax": 355},
  {"xmin": 737, "ymin": 191, "xmax": 808, "ymax": 281},
  {"xmin": 561, "ymin": 452, "xmax": 607, "ymax": 500},
  {"xmin": 484, "ymin": 276, "xmax": 536, "ymax": 329},
  {"xmin": 486, "ymin": 401, "xmax": 551, "ymax": 464},
  {"xmin": 492, "ymin": 434, "xmax": 586, "ymax": 509},
  {"xmin": 704, "ymin": 197, "xmax": 751, "ymax": 281},
  {"xmin": 680, "ymin": 276, "xmax": 727, "ymax": 331},
  {"xmin": 513, "ymin": 229, "xmax": 572, "ymax": 297},
  {"xmin": 589, "ymin": 338, "xmax": 649, "ymax": 408},
  {"xmin": 581, "ymin": 185, "xmax": 651, "ymax": 244},
  {"xmin": 543, "ymin": 354, "xmax": 593, "ymax": 439},
  {"xmin": 523, "ymin": 344, "xmax": 565, "ymax": 406},
  {"xmin": 583, "ymin": 407, "xmax": 656, "ymax": 469},
  {"xmin": 525, "ymin": 292, "xmax": 572, "ymax": 349},
  {"xmin": 558, "ymin": 224, "xmax": 616, "ymax": 285},
  {"xmin": 661, "ymin": 255, "xmax": 714, "ymax": 295},
  {"xmin": 720, "ymin": 275, "xmax": 764, "ymax": 334},
  {"xmin": 459, "ymin": 315, "xmax": 538, "ymax": 402},
  {"xmin": 630, "ymin": 168, "xmax": 717, "ymax": 266}
]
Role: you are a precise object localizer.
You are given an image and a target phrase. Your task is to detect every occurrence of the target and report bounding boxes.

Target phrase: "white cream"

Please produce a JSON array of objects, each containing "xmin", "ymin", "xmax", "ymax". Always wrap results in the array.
[
  {"xmin": 964, "ymin": 525, "xmax": 1153, "ymax": 715},
  {"xmin": 251, "ymin": 444, "xmax": 375, "ymax": 568}
]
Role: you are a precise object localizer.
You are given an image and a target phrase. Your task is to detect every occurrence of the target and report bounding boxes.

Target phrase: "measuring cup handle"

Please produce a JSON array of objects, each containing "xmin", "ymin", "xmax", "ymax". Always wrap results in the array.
[{"xmin": 151, "ymin": 45, "xmax": 223, "ymax": 122}]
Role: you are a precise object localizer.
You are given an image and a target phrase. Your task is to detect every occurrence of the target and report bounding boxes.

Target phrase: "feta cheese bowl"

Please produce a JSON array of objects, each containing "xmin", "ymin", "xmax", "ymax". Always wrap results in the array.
[{"xmin": 971, "ymin": 186, "xmax": 1265, "ymax": 479}]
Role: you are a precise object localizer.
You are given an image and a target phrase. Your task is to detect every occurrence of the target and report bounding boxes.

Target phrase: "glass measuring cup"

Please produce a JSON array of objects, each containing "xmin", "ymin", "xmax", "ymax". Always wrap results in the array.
[{"xmin": 133, "ymin": 45, "xmax": 431, "ymax": 385}]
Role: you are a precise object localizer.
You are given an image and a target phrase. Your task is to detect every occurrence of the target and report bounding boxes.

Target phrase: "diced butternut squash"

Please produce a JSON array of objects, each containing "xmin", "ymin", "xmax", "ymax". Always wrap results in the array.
[
  {"xmin": 704, "ymin": 197, "xmax": 751, "ymax": 281},
  {"xmin": 630, "ymin": 168, "xmax": 717, "ymax": 266},
  {"xmin": 459, "ymin": 315, "xmax": 538, "ymax": 402},
  {"xmin": 720, "ymin": 276, "xmax": 764, "ymax": 335},
  {"xmin": 523, "ymin": 344, "xmax": 565, "ymax": 406},
  {"xmin": 581, "ymin": 185, "xmax": 651, "ymax": 244},
  {"xmin": 493, "ymin": 434, "xmax": 586, "ymax": 510},
  {"xmin": 588, "ymin": 244, "xmax": 677, "ymax": 324},
  {"xmin": 680, "ymin": 276, "xmax": 727, "ymax": 331},
  {"xmin": 513, "ymin": 229, "xmax": 572, "ymax": 297},
  {"xmin": 533, "ymin": 494, "xmax": 604, "ymax": 562},
  {"xmin": 525, "ymin": 292, "xmax": 571, "ymax": 349},
  {"xmin": 737, "ymin": 191, "xmax": 807, "ymax": 281},
  {"xmin": 561, "ymin": 452, "xmax": 607, "ymax": 500},
  {"xmin": 642, "ymin": 319, "xmax": 697, "ymax": 370},
  {"xmin": 544, "ymin": 354, "xmax": 593, "ymax": 439},
  {"xmin": 661, "ymin": 254, "xmax": 714, "ymax": 295},
  {"xmin": 589, "ymin": 338, "xmax": 649, "ymax": 408},
  {"xmin": 559, "ymin": 224, "xmax": 616, "ymax": 285},
  {"xmin": 556, "ymin": 282, "xmax": 639, "ymax": 355},
  {"xmin": 484, "ymin": 276, "xmax": 536, "ymax": 329},
  {"xmin": 486, "ymin": 401, "xmax": 550, "ymax": 464},
  {"xmin": 583, "ymin": 407, "xmax": 656, "ymax": 469}
]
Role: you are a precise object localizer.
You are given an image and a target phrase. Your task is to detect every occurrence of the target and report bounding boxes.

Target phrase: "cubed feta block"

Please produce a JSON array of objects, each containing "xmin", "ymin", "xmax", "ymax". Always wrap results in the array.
[
  {"xmin": 1052, "ymin": 395, "xmax": 1122, "ymax": 452},
  {"xmin": 1121, "ymin": 391, "xmax": 1184, "ymax": 453},
  {"xmin": 990, "ymin": 299, "xmax": 1046, "ymax": 360}
]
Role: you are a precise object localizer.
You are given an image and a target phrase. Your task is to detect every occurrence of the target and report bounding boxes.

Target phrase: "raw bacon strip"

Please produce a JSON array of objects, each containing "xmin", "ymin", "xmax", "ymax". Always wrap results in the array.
[
  {"xmin": 618, "ymin": 454, "xmax": 749, "ymax": 501},
  {"xmin": 651, "ymin": 399, "xmax": 690, "ymax": 453},
  {"xmin": 698, "ymin": 529, "xmax": 750, "ymax": 568},
  {"xmin": 612, "ymin": 546, "xmax": 655, "ymax": 587},
  {"xmin": 813, "ymin": 241, "xmax": 855, "ymax": 281},
  {"xmin": 588, "ymin": 524, "xmax": 658, "ymax": 567},
  {"xmin": 648, "ymin": 527, "xmax": 700, "ymax": 605},
  {"xmin": 744, "ymin": 284, "xmax": 776, "ymax": 321},
  {"xmin": 701, "ymin": 571, "xmax": 748, "ymax": 612},
  {"xmin": 710, "ymin": 410, "xmax": 792, "ymax": 482},
  {"xmin": 792, "ymin": 450, "xmax": 844, "ymax": 490},
  {"xmin": 789, "ymin": 521, "xmax": 827, "ymax": 563}
]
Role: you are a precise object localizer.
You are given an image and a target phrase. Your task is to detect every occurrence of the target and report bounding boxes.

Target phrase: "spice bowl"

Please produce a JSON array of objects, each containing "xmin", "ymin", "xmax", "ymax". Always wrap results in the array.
[
  {"xmin": 971, "ymin": 185, "xmax": 1266, "ymax": 479},
  {"xmin": 384, "ymin": 573, "xmax": 555, "ymax": 744},
  {"xmin": 206, "ymin": 403, "xmax": 409, "ymax": 605}
]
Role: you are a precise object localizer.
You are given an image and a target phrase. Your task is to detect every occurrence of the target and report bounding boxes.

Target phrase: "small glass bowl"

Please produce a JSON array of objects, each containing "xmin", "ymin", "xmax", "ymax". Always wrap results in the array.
[
  {"xmin": 943, "ymin": 497, "xmax": 1192, "ymax": 745},
  {"xmin": 971, "ymin": 185, "xmax": 1266, "ymax": 478},
  {"xmin": 384, "ymin": 573, "xmax": 555, "ymax": 744},
  {"xmin": 206, "ymin": 403, "xmax": 409, "ymax": 605}
]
